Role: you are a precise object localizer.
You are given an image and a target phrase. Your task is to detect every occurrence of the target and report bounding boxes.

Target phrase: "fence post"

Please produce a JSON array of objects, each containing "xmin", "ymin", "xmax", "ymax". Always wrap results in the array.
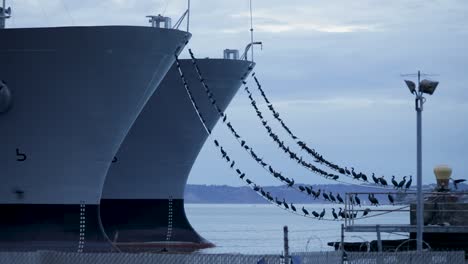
[{"xmin": 284, "ymin": 226, "xmax": 290, "ymax": 264}]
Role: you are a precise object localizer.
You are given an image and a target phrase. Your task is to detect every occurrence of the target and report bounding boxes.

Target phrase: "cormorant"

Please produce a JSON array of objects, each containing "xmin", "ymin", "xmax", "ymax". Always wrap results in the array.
[
  {"xmin": 345, "ymin": 167, "xmax": 351, "ymax": 175},
  {"xmin": 354, "ymin": 194, "xmax": 361, "ymax": 207},
  {"xmin": 246, "ymin": 179, "xmax": 252, "ymax": 185},
  {"xmin": 332, "ymin": 175, "xmax": 340, "ymax": 180},
  {"xmin": 323, "ymin": 192, "xmax": 330, "ymax": 201},
  {"xmin": 405, "ymin": 175, "xmax": 412, "ymax": 190},
  {"xmin": 387, "ymin": 193, "xmax": 394, "ymax": 205},
  {"xmin": 290, "ymin": 203, "xmax": 296, "ymax": 212},
  {"xmin": 312, "ymin": 211, "xmax": 319, "ymax": 218},
  {"xmin": 372, "ymin": 173, "xmax": 379, "ymax": 185},
  {"xmin": 391, "ymin": 176, "xmax": 399, "ymax": 189},
  {"xmin": 305, "ymin": 186, "xmax": 312, "ymax": 195},
  {"xmin": 266, "ymin": 192, "xmax": 273, "ymax": 201},
  {"xmin": 336, "ymin": 193, "xmax": 344, "ymax": 204},
  {"xmin": 302, "ymin": 207, "xmax": 309, "ymax": 216},
  {"xmin": 361, "ymin": 173, "xmax": 368, "ymax": 182},
  {"xmin": 282, "ymin": 199, "xmax": 289, "ymax": 209},
  {"xmin": 368, "ymin": 194, "xmax": 379, "ymax": 206},
  {"xmin": 241, "ymin": 140, "xmax": 246, "ymax": 147},
  {"xmin": 397, "ymin": 176, "xmax": 407, "ymax": 190},
  {"xmin": 235, "ymin": 169, "xmax": 241, "ymax": 174},
  {"xmin": 240, "ymin": 173, "xmax": 245, "ymax": 179},
  {"xmin": 379, "ymin": 176, "xmax": 388, "ymax": 187},
  {"xmin": 275, "ymin": 197, "xmax": 282, "ymax": 206},
  {"xmin": 362, "ymin": 208, "xmax": 371, "ymax": 217},
  {"xmin": 299, "ymin": 186, "xmax": 306, "ymax": 192},
  {"xmin": 253, "ymin": 185, "xmax": 260, "ymax": 192},
  {"xmin": 332, "ymin": 208, "xmax": 338, "ymax": 220},
  {"xmin": 214, "ymin": 140, "xmax": 219, "ymax": 147},
  {"xmin": 329, "ymin": 192, "xmax": 336, "ymax": 203},
  {"xmin": 319, "ymin": 209, "xmax": 326, "ymax": 219},
  {"xmin": 351, "ymin": 168, "xmax": 360, "ymax": 180},
  {"xmin": 452, "ymin": 178, "xmax": 466, "ymax": 190},
  {"xmin": 287, "ymin": 179, "xmax": 294, "ymax": 187}
]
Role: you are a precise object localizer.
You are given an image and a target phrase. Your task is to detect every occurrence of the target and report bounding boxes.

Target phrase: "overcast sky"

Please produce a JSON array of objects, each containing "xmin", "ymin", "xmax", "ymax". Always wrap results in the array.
[{"xmin": 10, "ymin": 0, "xmax": 468, "ymax": 186}]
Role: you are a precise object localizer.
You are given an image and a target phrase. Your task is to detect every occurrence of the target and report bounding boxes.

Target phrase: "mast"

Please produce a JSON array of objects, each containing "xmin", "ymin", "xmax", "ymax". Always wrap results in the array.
[{"xmin": 0, "ymin": 0, "xmax": 11, "ymax": 29}]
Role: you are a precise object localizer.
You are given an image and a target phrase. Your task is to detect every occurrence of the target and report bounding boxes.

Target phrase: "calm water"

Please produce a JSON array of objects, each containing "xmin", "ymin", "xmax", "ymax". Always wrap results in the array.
[{"xmin": 185, "ymin": 204, "xmax": 409, "ymax": 254}]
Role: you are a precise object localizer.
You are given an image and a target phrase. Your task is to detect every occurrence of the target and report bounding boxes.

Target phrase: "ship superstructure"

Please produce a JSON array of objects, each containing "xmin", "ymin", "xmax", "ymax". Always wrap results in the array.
[
  {"xmin": 102, "ymin": 49, "xmax": 255, "ymax": 251},
  {"xmin": 0, "ymin": 4, "xmax": 191, "ymax": 251}
]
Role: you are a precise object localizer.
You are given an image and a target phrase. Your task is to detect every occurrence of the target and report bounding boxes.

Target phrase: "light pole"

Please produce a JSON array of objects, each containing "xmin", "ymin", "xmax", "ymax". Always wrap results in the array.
[{"xmin": 404, "ymin": 71, "xmax": 439, "ymax": 252}]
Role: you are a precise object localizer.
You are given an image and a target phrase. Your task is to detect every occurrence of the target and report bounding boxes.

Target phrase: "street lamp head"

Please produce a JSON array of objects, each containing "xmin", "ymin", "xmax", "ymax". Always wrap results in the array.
[
  {"xmin": 419, "ymin": 79, "xmax": 439, "ymax": 95},
  {"xmin": 404, "ymin": 80, "xmax": 416, "ymax": 94}
]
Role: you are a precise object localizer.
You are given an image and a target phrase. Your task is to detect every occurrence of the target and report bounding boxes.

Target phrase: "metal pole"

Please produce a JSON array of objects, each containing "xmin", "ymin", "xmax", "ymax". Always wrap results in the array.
[
  {"xmin": 186, "ymin": 0, "xmax": 190, "ymax": 32},
  {"xmin": 415, "ymin": 70, "xmax": 424, "ymax": 252},
  {"xmin": 249, "ymin": 0, "xmax": 254, "ymax": 62},
  {"xmin": 376, "ymin": 225, "xmax": 382, "ymax": 252},
  {"xmin": 283, "ymin": 226, "xmax": 290, "ymax": 264}
]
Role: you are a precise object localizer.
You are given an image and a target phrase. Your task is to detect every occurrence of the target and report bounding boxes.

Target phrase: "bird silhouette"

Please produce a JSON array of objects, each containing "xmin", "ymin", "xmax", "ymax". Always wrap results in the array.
[
  {"xmin": 391, "ymin": 176, "xmax": 399, "ymax": 188},
  {"xmin": 312, "ymin": 211, "xmax": 320, "ymax": 218},
  {"xmin": 290, "ymin": 203, "xmax": 297, "ymax": 212},
  {"xmin": 354, "ymin": 194, "xmax": 361, "ymax": 207},
  {"xmin": 362, "ymin": 208, "xmax": 371, "ymax": 217},
  {"xmin": 452, "ymin": 178, "xmax": 466, "ymax": 190},
  {"xmin": 368, "ymin": 194, "xmax": 379, "ymax": 206},
  {"xmin": 275, "ymin": 197, "xmax": 282, "ymax": 206},
  {"xmin": 372, "ymin": 173, "xmax": 379, "ymax": 184},
  {"xmin": 398, "ymin": 176, "xmax": 407, "ymax": 190},
  {"xmin": 253, "ymin": 185, "xmax": 260, "ymax": 192},
  {"xmin": 214, "ymin": 140, "xmax": 219, "ymax": 147},
  {"xmin": 351, "ymin": 168, "xmax": 360, "ymax": 180},
  {"xmin": 266, "ymin": 192, "xmax": 273, "ymax": 201},
  {"xmin": 361, "ymin": 173, "xmax": 368, "ymax": 182},
  {"xmin": 236, "ymin": 169, "xmax": 241, "ymax": 175},
  {"xmin": 345, "ymin": 167, "xmax": 351, "ymax": 175},
  {"xmin": 260, "ymin": 189, "xmax": 266, "ymax": 197},
  {"xmin": 240, "ymin": 173, "xmax": 245, "ymax": 179},
  {"xmin": 405, "ymin": 175, "xmax": 412, "ymax": 190},
  {"xmin": 329, "ymin": 192, "xmax": 336, "ymax": 203},
  {"xmin": 336, "ymin": 194, "xmax": 344, "ymax": 204},
  {"xmin": 387, "ymin": 193, "xmax": 395, "ymax": 205},
  {"xmin": 299, "ymin": 186, "xmax": 306, "ymax": 192},
  {"xmin": 282, "ymin": 198, "xmax": 289, "ymax": 209},
  {"xmin": 319, "ymin": 209, "xmax": 326, "ymax": 219},
  {"xmin": 305, "ymin": 186, "xmax": 312, "ymax": 195},
  {"xmin": 323, "ymin": 192, "xmax": 330, "ymax": 201},
  {"xmin": 332, "ymin": 208, "xmax": 338, "ymax": 220},
  {"xmin": 302, "ymin": 207, "xmax": 309, "ymax": 216},
  {"xmin": 379, "ymin": 176, "xmax": 388, "ymax": 187},
  {"xmin": 246, "ymin": 179, "xmax": 252, "ymax": 185}
]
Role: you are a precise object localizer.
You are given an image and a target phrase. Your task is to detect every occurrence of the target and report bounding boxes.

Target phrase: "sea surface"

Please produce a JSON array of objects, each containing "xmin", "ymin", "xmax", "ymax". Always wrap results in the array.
[{"xmin": 185, "ymin": 203, "xmax": 409, "ymax": 254}]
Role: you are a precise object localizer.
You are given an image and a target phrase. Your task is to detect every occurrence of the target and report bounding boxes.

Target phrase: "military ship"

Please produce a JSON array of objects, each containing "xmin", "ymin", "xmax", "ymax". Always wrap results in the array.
[
  {"xmin": 102, "ymin": 48, "xmax": 256, "ymax": 251},
  {"xmin": 0, "ymin": 2, "xmax": 191, "ymax": 252}
]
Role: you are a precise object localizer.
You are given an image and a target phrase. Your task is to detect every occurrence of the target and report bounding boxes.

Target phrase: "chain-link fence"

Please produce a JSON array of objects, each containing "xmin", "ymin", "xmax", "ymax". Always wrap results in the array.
[{"xmin": 0, "ymin": 250, "xmax": 465, "ymax": 264}]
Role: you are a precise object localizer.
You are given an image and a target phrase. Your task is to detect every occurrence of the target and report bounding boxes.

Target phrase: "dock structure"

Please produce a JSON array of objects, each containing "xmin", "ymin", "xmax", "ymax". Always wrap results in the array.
[{"xmin": 336, "ymin": 190, "xmax": 468, "ymax": 255}]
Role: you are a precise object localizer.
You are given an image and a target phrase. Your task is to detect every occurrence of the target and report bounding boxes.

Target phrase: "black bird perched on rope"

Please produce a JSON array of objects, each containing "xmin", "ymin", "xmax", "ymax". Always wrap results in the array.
[
  {"xmin": 236, "ymin": 169, "xmax": 241, "ymax": 175},
  {"xmin": 253, "ymin": 185, "xmax": 260, "ymax": 192},
  {"xmin": 379, "ymin": 176, "xmax": 388, "ymax": 187},
  {"xmin": 266, "ymin": 192, "xmax": 274, "ymax": 201},
  {"xmin": 345, "ymin": 167, "xmax": 351, "ymax": 175},
  {"xmin": 260, "ymin": 189, "xmax": 266, "ymax": 197},
  {"xmin": 275, "ymin": 197, "xmax": 282, "ymax": 206},
  {"xmin": 305, "ymin": 186, "xmax": 312, "ymax": 195},
  {"xmin": 405, "ymin": 175, "xmax": 412, "ymax": 190},
  {"xmin": 299, "ymin": 185, "xmax": 306, "ymax": 192},
  {"xmin": 362, "ymin": 208, "xmax": 371, "ymax": 217},
  {"xmin": 302, "ymin": 207, "xmax": 309, "ymax": 216},
  {"xmin": 372, "ymin": 173, "xmax": 379, "ymax": 185},
  {"xmin": 214, "ymin": 140, "xmax": 219, "ymax": 147},
  {"xmin": 387, "ymin": 193, "xmax": 395, "ymax": 205},
  {"xmin": 332, "ymin": 175, "xmax": 340, "ymax": 180},
  {"xmin": 354, "ymin": 194, "xmax": 361, "ymax": 207},
  {"xmin": 391, "ymin": 176, "xmax": 399, "ymax": 189},
  {"xmin": 332, "ymin": 208, "xmax": 338, "ymax": 220},
  {"xmin": 246, "ymin": 179, "xmax": 252, "ymax": 185},
  {"xmin": 368, "ymin": 194, "xmax": 379, "ymax": 206},
  {"xmin": 282, "ymin": 199, "xmax": 289, "ymax": 209},
  {"xmin": 240, "ymin": 173, "xmax": 245, "ymax": 179},
  {"xmin": 314, "ymin": 189, "xmax": 321, "ymax": 199},
  {"xmin": 351, "ymin": 168, "xmax": 360, "ymax": 180},
  {"xmin": 329, "ymin": 192, "xmax": 336, "ymax": 203},
  {"xmin": 337, "ymin": 193, "xmax": 344, "ymax": 204},
  {"xmin": 311, "ymin": 211, "xmax": 319, "ymax": 218},
  {"xmin": 290, "ymin": 203, "xmax": 297, "ymax": 212},
  {"xmin": 452, "ymin": 178, "xmax": 467, "ymax": 190},
  {"xmin": 361, "ymin": 173, "xmax": 368, "ymax": 182},
  {"xmin": 319, "ymin": 209, "xmax": 326, "ymax": 220},
  {"xmin": 287, "ymin": 179, "xmax": 295, "ymax": 187},
  {"xmin": 323, "ymin": 192, "xmax": 330, "ymax": 201},
  {"xmin": 398, "ymin": 176, "xmax": 407, "ymax": 190}
]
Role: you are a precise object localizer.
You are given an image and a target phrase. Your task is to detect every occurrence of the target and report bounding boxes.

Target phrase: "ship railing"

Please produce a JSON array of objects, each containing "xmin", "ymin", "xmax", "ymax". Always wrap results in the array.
[
  {"xmin": 240, "ymin": 41, "xmax": 263, "ymax": 61},
  {"xmin": 172, "ymin": 0, "xmax": 190, "ymax": 32}
]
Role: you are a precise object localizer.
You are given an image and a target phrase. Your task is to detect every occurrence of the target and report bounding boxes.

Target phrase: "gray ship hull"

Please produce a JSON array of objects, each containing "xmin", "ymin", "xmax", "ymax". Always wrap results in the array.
[
  {"xmin": 102, "ymin": 59, "xmax": 254, "ymax": 251},
  {"xmin": 0, "ymin": 26, "xmax": 190, "ymax": 251}
]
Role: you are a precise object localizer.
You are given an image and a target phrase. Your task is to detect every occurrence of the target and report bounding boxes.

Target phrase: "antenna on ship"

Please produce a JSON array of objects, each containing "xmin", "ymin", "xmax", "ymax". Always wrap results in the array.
[
  {"xmin": 0, "ymin": 0, "xmax": 12, "ymax": 29},
  {"xmin": 249, "ymin": 0, "xmax": 254, "ymax": 61}
]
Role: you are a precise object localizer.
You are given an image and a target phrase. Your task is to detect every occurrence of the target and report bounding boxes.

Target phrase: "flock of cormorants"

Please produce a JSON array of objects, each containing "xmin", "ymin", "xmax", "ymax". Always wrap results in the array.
[{"xmin": 179, "ymin": 50, "xmax": 465, "ymax": 221}]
